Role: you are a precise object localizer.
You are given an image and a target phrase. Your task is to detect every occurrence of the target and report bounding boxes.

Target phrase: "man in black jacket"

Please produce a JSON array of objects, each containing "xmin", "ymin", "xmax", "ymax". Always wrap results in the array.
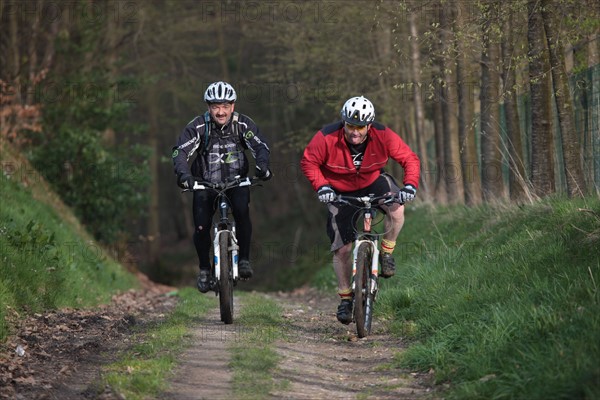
[{"xmin": 172, "ymin": 81, "xmax": 271, "ymax": 292}]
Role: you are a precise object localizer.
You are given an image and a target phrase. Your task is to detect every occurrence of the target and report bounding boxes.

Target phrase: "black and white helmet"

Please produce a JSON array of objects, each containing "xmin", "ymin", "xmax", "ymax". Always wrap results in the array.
[
  {"xmin": 204, "ymin": 81, "xmax": 237, "ymax": 103},
  {"xmin": 340, "ymin": 96, "xmax": 375, "ymax": 126}
]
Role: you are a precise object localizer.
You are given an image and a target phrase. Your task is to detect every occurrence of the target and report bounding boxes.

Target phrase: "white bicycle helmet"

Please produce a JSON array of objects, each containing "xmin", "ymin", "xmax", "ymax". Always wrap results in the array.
[
  {"xmin": 340, "ymin": 96, "xmax": 375, "ymax": 126},
  {"xmin": 204, "ymin": 81, "xmax": 237, "ymax": 103}
]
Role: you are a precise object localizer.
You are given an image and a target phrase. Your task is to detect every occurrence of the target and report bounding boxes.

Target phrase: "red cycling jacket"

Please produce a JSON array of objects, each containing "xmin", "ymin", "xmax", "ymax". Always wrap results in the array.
[{"xmin": 301, "ymin": 121, "xmax": 420, "ymax": 192}]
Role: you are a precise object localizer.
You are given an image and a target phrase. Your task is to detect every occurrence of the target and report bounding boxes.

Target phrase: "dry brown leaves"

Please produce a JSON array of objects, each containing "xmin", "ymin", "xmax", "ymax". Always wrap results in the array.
[{"xmin": 0, "ymin": 284, "xmax": 176, "ymax": 400}]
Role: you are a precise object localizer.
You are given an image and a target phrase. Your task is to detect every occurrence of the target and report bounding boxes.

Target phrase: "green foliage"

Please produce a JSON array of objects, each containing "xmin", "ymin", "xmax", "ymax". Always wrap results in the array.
[
  {"xmin": 29, "ymin": 124, "xmax": 150, "ymax": 243},
  {"xmin": 378, "ymin": 197, "xmax": 600, "ymax": 399},
  {"xmin": 25, "ymin": 2, "xmax": 150, "ymax": 244},
  {"xmin": 0, "ymin": 170, "xmax": 138, "ymax": 340}
]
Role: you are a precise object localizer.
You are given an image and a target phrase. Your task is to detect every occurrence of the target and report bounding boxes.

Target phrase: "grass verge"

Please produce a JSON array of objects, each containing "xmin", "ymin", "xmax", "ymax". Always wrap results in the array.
[
  {"xmin": 376, "ymin": 196, "xmax": 600, "ymax": 399},
  {"xmin": 101, "ymin": 287, "xmax": 213, "ymax": 399},
  {"xmin": 230, "ymin": 292, "xmax": 287, "ymax": 399}
]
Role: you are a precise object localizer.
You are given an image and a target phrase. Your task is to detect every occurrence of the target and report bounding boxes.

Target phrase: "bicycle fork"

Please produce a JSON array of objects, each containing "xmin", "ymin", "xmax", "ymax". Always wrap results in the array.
[
  {"xmin": 213, "ymin": 228, "xmax": 239, "ymax": 280},
  {"xmin": 213, "ymin": 198, "xmax": 239, "ymax": 281}
]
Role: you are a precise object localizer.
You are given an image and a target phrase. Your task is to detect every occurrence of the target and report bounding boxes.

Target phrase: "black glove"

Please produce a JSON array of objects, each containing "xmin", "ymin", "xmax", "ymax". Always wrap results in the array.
[
  {"xmin": 398, "ymin": 184, "xmax": 416, "ymax": 203},
  {"xmin": 255, "ymin": 166, "xmax": 272, "ymax": 181},
  {"xmin": 317, "ymin": 185, "xmax": 336, "ymax": 203},
  {"xmin": 178, "ymin": 174, "xmax": 195, "ymax": 190}
]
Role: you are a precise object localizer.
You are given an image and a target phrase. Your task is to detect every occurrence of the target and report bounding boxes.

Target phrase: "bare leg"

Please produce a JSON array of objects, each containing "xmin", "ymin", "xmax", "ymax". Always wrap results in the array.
[
  {"xmin": 382, "ymin": 203, "xmax": 405, "ymax": 242},
  {"xmin": 333, "ymin": 243, "xmax": 353, "ymax": 292}
]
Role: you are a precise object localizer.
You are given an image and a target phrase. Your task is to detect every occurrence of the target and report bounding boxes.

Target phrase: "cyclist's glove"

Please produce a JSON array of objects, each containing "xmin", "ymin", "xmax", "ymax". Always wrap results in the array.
[
  {"xmin": 317, "ymin": 185, "xmax": 336, "ymax": 203},
  {"xmin": 178, "ymin": 174, "xmax": 196, "ymax": 190},
  {"xmin": 255, "ymin": 165, "xmax": 272, "ymax": 181},
  {"xmin": 398, "ymin": 184, "xmax": 416, "ymax": 203}
]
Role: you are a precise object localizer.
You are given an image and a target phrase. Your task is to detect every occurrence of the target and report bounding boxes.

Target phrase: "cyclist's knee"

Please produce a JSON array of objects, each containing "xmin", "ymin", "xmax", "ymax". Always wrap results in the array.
[
  {"xmin": 387, "ymin": 203, "xmax": 404, "ymax": 220},
  {"xmin": 334, "ymin": 243, "xmax": 353, "ymax": 258}
]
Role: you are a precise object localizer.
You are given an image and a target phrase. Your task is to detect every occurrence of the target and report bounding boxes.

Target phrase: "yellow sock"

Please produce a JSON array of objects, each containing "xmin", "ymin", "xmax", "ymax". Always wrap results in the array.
[
  {"xmin": 338, "ymin": 288, "xmax": 353, "ymax": 300},
  {"xmin": 381, "ymin": 239, "xmax": 396, "ymax": 254}
]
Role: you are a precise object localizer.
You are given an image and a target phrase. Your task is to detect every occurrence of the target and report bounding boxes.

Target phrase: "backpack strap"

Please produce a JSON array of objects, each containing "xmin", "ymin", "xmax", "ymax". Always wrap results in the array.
[
  {"xmin": 202, "ymin": 111, "xmax": 211, "ymax": 154},
  {"xmin": 202, "ymin": 111, "xmax": 240, "ymax": 154}
]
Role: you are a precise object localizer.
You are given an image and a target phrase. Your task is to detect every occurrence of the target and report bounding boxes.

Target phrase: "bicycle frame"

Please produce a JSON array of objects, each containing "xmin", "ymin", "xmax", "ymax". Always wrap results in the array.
[
  {"xmin": 335, "ymin": 192, "xmax": 400, "ymax": 337},
  {"xmin": 213, "ymin": 198, "xmax": 239, "ymax": 281},
  {"xmin": 185, "ymin": 176, "xmax": 258, "ymax": 285},
  {"xmin": 351, "ymin": 216, "xmax": 380, "ymax": 298},
  {"xmin": 184, "ymin": 176, "xmax": 259, "ymax": 324}
]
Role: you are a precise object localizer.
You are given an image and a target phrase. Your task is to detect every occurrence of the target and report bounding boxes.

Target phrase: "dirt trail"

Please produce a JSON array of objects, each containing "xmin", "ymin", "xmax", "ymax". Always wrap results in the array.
[
  {"xmin": 163, "ymin": 288, "xmax": 434, "ymax": 400},
  {"xmin": 1, "ymin": 285, "xmax": 435, "ymax": 399},
  {"xmin": 161, "ymin": 303, "xmax": 239, "ymax": 400}
]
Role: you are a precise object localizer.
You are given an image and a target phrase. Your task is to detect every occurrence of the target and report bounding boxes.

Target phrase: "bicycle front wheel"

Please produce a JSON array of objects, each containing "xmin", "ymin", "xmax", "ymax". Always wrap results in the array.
[
  {"xmin": 219, "ymin": 232, "xmax": 234, "ymax": 324},
  {"xmin": 354, "ymin": 242, "xmax": 373, "ymax": 338}
]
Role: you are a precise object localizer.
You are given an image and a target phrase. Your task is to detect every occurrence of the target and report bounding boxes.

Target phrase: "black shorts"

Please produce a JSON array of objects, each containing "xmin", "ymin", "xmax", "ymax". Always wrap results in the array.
[{"xmin": 326, "ymin": 173, "xmax": 401, "ymax": 251}]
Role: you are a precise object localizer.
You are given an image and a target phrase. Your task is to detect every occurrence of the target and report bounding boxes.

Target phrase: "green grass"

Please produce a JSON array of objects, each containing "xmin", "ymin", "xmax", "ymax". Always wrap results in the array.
[
  {"xmin": 376, "ymin": 196, "xmax": 600, "ymax": 399},
  {"xmin": 0, "ymin": 159, "xmax": 138, "ymax": 340},
  {"xmin": 230, "ymin": 293, "xmax": 288, "ymax": 399},
  {"xmin": 101, "ymin": 287, "xmax": 213, "ymax": 399}
]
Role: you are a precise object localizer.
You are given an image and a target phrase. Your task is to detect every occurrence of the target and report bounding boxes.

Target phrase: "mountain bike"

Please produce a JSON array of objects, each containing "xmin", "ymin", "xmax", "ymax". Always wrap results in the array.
[
  {"xmin": 185, "ymin": 176, "xmax": 259, "ymax": 324},
  {"xmin": 333, "ymin": 192, "xmax": 401, "ymax": 338}
]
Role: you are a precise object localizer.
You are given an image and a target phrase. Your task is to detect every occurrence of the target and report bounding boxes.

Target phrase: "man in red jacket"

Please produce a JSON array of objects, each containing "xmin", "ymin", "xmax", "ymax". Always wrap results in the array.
[{"xmin": 300, "ymin": 96, "xmax": 420, "ymax": 324}]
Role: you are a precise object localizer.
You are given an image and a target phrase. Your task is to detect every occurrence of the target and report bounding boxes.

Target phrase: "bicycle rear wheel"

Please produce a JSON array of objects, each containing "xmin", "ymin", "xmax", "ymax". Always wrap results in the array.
[
  {"xmin": 219, "ymin": 232, "xmax": 234, "ymax": 324},
  {"xmin": 354, "ymin": 242, "xmax": 373, "ymax": 338}
]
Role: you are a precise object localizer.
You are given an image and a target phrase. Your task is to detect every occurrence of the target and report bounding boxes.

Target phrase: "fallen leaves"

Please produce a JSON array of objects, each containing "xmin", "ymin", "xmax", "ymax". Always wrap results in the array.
[{"xmin": 0, "ymin": 287, "xmax": 176, "ymax": 399}]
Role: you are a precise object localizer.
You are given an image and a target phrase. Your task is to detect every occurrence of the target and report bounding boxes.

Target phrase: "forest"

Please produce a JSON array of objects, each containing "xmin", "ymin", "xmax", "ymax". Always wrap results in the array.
[{"xmin": 1, "ymin": 0, "xmax": 599, "ymax": 287}]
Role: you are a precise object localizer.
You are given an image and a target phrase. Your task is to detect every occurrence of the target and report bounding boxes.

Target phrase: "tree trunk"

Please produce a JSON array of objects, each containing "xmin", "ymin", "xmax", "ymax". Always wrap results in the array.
[
  {"xmin": 541, "ymin": 0, "xmax": 587, "ymax": 197},
  {"xmin": 501, "ymin": 11, "xmax": 529, "ymax": 202},
  {"xmin": 528, "ymin": 0, "xmax": 555, "ymax": 197},
  {"xmin": 9, "ymin": 1, "xmax": 21, "ymax": 102},
  {"xmin": 455, "ymin": 0, "xmax": 482, "ymax": 206},
  {"xmin": 409, "ymin": 11, "xmax": 431, "ymax": 202},
  {"xmin": 480, "ymin": 0, "xmax": 505, "ymax": 202},
  {"xmin": 26, "ymin": 0, "xmax": 41, "ymax": 105},
  {"xmin": 440, "ymin": 5, "xmax": 464, "ymax": 204},
  {"xmin": 147, "ymin": 89, "xmax": 162, "ymax": 265},
  {"xmin": 433, "ymin": 84, "xmax": 447, "ymax": 204}
]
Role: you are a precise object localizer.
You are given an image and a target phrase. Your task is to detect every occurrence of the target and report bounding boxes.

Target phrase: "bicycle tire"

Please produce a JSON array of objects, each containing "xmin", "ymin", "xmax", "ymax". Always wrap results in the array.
[
  {"xmin": 354, "ymin": 242, "xmax": 372, "ymax": 338},
  {"xmin": 219, "ymin": 231, "xmax": 234, "ymax": 324}
]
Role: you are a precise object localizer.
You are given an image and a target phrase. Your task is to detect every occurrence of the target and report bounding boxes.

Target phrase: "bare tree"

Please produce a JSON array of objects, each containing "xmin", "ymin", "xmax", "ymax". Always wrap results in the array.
[
  {"xmin": 455, "ymin": 0, "xmax": 482, "ymax": 206},
  {"xmin": 409, "ymin": 10, "xmax": 431, "ymax": 202},
  {"xmin": 528, "ymin": 0, "xmax": 555, "ymax": 196},
  {"xmin": 440, "ymin": 4, "xmax": 465, "ymax": 204},
  {"xmin": 541, "ymin": 0, "xmax": 587, "ymax": 197},
  {"xmin": 501, "ymin": 7, "xmax": 529, "ymax": 202},
  {"xmin": 480, "ymin": 0, "xmax": 505, "ymax": 201}
]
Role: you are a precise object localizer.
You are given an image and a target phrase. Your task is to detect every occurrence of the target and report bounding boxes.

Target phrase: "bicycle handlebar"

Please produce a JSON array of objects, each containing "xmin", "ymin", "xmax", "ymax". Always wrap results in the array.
[
  {"xmin": 182, "ymin": 176, "xmax": 260, "ymax": 192},
  {"xmin": 332, "ymin": 192, "xmax": 402, "ymax": 207}
]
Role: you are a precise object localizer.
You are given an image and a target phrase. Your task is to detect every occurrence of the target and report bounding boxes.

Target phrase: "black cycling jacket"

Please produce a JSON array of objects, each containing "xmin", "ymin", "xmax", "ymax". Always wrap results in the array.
[{"xmin": 172, "ymin": 112, "xmax": 270, "ymax": 184}]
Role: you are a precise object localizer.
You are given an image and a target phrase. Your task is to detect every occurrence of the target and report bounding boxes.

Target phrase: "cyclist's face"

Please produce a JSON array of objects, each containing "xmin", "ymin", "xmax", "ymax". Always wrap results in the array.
[
  {"xmin": 208, "ymin": 102, "xmax": 235, "ymax": 126},
  {"xmin": 343, "ymin": 122, "xmax": 370, "ymax": 145}
]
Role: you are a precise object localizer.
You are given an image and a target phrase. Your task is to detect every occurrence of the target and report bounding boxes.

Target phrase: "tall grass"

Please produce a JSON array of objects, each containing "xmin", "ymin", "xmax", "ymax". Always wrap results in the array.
[
  {"xmin": 378, "ymin": 196, "xmax": 600, "ymax": 399},
  {"xmin": 0, "ymin": 167, "xmax": 137, "ymax": 340}
]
